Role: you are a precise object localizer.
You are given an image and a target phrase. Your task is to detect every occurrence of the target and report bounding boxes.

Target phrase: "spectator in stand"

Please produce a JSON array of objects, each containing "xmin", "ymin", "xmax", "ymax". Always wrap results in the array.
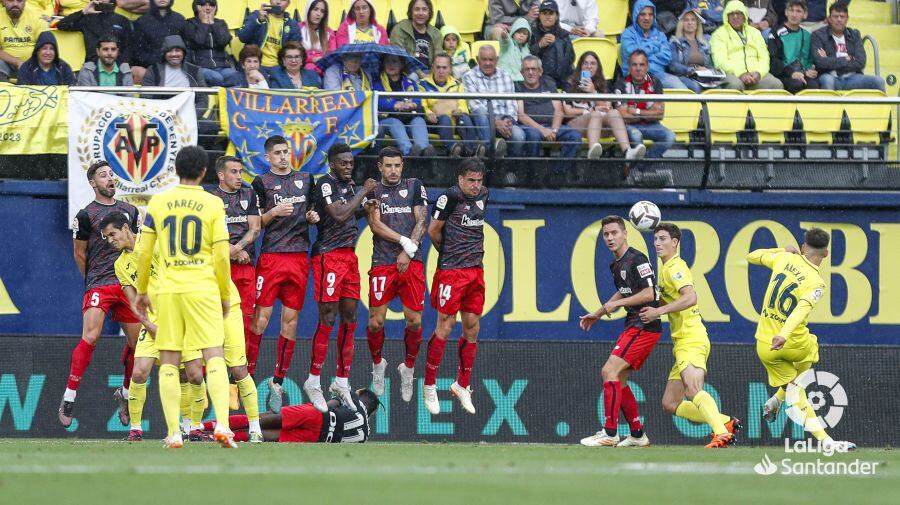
[
  {"xmin": 236, "ymin": 44, "xmax": 268, "ymax": 88},
  {"xmin": 335, "ymin": 0, "xmax": 388, "ymax": 46},
  {"xmin": 564, "ymin": 51, "xmax": 646, "ymax": 160},
  {"xmin": 463, "ymin": 44, "xmax": 525, "ymax": 157},
  {"xmin": 800, "ymin": 0, "xmax": 828, "ymax": 31},
  {"xmin": 237, "ymin": 0, "xmax": 301, "ymax": 73},
  {"xmin": 76, "ymin": 35, "xmax": 135, "ymax": 85},
  {"xmin": 323, "ymin": 53, "xmax": 371, "ymax": 90},
  {"xmin": 17, "ymin": 31, "xmax": 75, "ymax": 84},
  {"xmin": 614, "ymin": 49, "xmax": 675, "ymax": 159},
  {"xmin": 768, "ymin": 0, "xmax": 818, "ymax": 93},
  {"xmin": 57, "ymin": 1, "xmax": 134, "ymax": 66},
  {"xmin": 529, "ymin": 0, "xmax": 574, "ymax": 89},
  {"xmin": 299, "ymin": 0, "xmax": 334, "ymax": 76},
  {"xmin": 620, "ymin": 0, "xmax": 687, "ymax": 89},
  {"xmin": 0, "ymin": 0, "xmax": 49, "ymax": 82},
  {"xmin": 685, "ymin": 0, "xmax": 724, "ymax": 33},
  {"xmin": 557, "ymin": 0, "xmax": 601, "ymax": 38},
  {"xmin": 811, "ymin": 2, "xmax": 885, "ymax": 92},
  {"xmin": 441, "ymin": 25, "xmax": 471, "ymax": 79},
  {"xmin": 741, "ymin": 0, "xmax": 778, "ymax": 34},
  {"xmin": 711, "ymin": 0, "xmax": 783, "ymax": 90},
  {"xmin": 515, "ymin": 55, "xmax": 583, "ymax": 158},
  {"xmin": 373, "ymin": 54, "xmax": 433, "ymax": 156},
  {"xmin": 114, "ymin": 0, "xmax": 152, "ymax": 19},
  {"xmin": 498, "ymin": 16, "xmax": 531, "ymax": 81},
  {"xmin": 390, "ymin": 0, "xmax": 442, "ymax": 71},
  {"xmin": 485, "ymin": 0, "xmax": 539, "ymax": 40},
  {"xmin": 141, "ymin": 34, "xmax": 204, "ymax": 88},
  {"xmin": 668, "ymin": 9, "xmax": 716, "ymax": 92},
  {"xmin": 131, "ymin": 0, "xmax": 186, "ymax": 84},
  {"xmin": 644, "ymin": 0, "xmax": 685, "ymax": 36},
  {"xmin": 420, "ymin": 53, "xmax": 478, "ymax": 157},
  {"xmin": 182, "ymin": 0, "xmax": 239, "ymax": 87},
  {"xmin": 268, "ymin": 41, "xmax": 322, "ymax": 88}
]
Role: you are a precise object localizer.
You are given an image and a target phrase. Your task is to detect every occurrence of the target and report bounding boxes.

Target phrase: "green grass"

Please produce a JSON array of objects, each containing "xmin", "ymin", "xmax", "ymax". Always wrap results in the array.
[{"xmin": 0, "ymin": 440, "xmax": 896, "ymax": 504}]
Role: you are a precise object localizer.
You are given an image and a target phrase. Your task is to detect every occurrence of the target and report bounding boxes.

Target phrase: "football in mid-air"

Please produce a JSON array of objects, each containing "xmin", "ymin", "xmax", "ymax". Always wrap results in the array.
[{"xmin": 628, "ymin": 201, "xmax": 661, "ymax": 232}]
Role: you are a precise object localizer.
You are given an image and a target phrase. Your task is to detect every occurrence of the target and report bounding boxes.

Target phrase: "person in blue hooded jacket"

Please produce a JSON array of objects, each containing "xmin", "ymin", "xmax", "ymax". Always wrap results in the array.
[
  {"xmin": 620, "ymin": 0, "xmax": 687, "ymax": 89},
  {"xmin": 373, "ymin": 55, "xmax": 433, "ymax": 156},
  {"xmin": 17, "ymin": 31, "xmax": 76, "ymax": 85}
]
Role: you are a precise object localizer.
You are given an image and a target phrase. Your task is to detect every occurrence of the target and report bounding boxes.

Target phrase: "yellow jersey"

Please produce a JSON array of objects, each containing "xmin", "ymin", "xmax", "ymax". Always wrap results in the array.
[
  {"xmin": 0, "ymin": 7, "xmax": 49, "ymax": 61},
  {"xmin": 114, "ymin": 243, "xmax": 159, "ymax": 294},
  {"xmin": 139, "ymin": 185, "xmax": 230, "ymax": 295},
  {"xmin": 58, "ymin": 1, "xmax": 91, "ymax": 16},
  {"xmin": 748, "ymin": 248, "xmax": 826, "ymax": 345},
  {"xmin": 261, "ymin": 16, "xmax": 285, "ymax": 67},
  {"xmin": 658, "ymin": 254, "xmax": 708, "ymax": 344}
]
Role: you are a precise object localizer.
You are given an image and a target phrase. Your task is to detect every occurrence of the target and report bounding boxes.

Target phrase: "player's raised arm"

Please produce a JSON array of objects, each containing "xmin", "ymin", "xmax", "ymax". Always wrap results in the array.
[
  {"xmin": 747, "ymin": 248, "xmax": 786, "ymax": 268},
  {"xmin": 72, "ymin": 210, "xmax": 91, "ymax": 276},
  {"xmin": 321, "ymin": 177, "xmax": 376, "ymax": 223}
]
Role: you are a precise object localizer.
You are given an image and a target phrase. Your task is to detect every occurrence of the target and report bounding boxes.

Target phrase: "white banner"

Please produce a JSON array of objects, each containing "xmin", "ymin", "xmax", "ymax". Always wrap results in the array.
[{"xmin": 67, "ymin": 91, "xmax": 198, "ymax": 224}]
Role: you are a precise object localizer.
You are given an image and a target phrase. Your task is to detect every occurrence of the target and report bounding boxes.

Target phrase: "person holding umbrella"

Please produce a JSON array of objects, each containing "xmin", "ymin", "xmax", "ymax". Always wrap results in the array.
[
  {"xmin": 319, "ymin": 43, "xmax": 427, "ymax": 91},
  {"xmin": 373, "ymin": 54, "xmax": 433, "ymax": 156}
]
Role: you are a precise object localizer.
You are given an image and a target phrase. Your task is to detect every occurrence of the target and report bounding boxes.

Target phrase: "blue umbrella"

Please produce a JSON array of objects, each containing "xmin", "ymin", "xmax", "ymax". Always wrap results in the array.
[{"xmin": 316, "ymin": 43, "xmax": 428, "ymax": 75}]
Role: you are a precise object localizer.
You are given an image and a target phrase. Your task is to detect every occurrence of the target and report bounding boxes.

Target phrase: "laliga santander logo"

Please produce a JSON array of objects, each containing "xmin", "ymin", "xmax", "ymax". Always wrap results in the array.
[
  {"xmin": 786, "ymin": 369, "xmax": 848, "ymax": 430},
  {"xmin": 754, "ymin": 454, "xmax": 779, "ymax": 475}
]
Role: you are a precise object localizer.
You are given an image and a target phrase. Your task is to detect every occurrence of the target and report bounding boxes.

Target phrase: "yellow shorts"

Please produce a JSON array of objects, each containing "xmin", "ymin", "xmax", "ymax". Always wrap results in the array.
[
  {"xmin": 223, "ymin": 301, "xmax": 247, "ymax": 368},
  {"xmin": 756, "ymin": 338, "xmax": 819, "ymax": 387},
  {"xmin": 154, "ymin": 292, "xmax": 225, "ymax": 352},
  {"xmin": 668, "ymin": 340, "xmax": 710, "ymax": 381},
  {"xmin": 134, "ymin": 308, "xmax": 202, "ymax": 364}
]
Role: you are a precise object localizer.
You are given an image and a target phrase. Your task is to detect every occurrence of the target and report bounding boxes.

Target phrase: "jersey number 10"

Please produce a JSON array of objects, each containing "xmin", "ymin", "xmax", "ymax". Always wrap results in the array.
[{"xmin": 162, "ymin": 215, "xmax": 203, "ymax": 257}]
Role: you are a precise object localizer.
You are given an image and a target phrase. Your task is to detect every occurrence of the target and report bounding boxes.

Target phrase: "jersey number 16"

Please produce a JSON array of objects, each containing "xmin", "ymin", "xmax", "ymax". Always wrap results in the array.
[{"xmin": 768, "ymin": 273, "xmax": 798, "ymax": 316}]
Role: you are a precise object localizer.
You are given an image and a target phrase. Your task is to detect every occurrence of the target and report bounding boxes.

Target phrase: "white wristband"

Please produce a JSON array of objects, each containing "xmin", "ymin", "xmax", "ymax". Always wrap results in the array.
[{"xmin": 398, "ymin": 236, "xmax": 418, "ymax": 257}]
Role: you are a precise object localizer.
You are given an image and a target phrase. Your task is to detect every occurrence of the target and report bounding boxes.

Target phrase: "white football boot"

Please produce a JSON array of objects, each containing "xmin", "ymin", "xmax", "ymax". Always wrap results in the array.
[
  {"xmin": 450, "ymin": 381, "xmax": 475, "ymax": 414},
  {"xmin": 423, "ymin": 384, "xmax": 440, "ymax": 415},
  {"xmin": 580, "ymin": 431, "xmax": 619, "ymax": 447},
  {"xmin": 372, "ymin": 359, "xmax": 387, "ymax": 396},
  {"xmin": 397, "ymin": 363, "xmax": 415, "ymax": 402}
]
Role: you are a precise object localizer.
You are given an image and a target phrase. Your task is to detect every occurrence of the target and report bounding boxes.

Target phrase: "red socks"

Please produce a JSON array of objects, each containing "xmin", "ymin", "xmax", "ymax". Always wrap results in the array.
[
  {"xmin": 309, "ymin": 323, "xmax": 332, "ymax": 376},
  {"xmin": 424, "ymin": 334, "xmax": 447, "ymax": 386},
  {"xmin": 273, "ymin": 335, "xmax": 295, "ymax": 383},
  {"xmin": 603, "ymin": 380, "xmax": 622, "ymax": 435},
  {"xmin": 203, "ymin": 415, "xmax": 249, "ymax": 433},
  {"xmin": 121, "ymin": 343, "xmax": 134, "ymax": 389},
  {"xmin": 620, "ymin": 385, "xmax": 643, "ymax": 433},
  {"xmin": 246, "ymin": 330, "xmax": 262, "ymax": 376},
  {"xmin": 456, "ymin": 338, "xmax": 477, "ymax": 388},
  {"xmin": 67, "ymin": 339, "xmax": 95, "ymax": 390},
  {"xmin": 404, "ymin": 327, "xmax": 423, "ymax": 368},
  {"xmin": 366, "ymin": 327, "xmax": 384, "ymax": 365},
  {"xmin": 336, "ymin": 323, "xmax": 356, "ymax": 378}
]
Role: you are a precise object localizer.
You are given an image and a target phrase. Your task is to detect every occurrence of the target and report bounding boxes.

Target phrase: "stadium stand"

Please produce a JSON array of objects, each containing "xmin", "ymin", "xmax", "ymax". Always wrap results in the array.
[{"xmin": 571, "ymin": 37, "xmax": 618, "ymax": 80}]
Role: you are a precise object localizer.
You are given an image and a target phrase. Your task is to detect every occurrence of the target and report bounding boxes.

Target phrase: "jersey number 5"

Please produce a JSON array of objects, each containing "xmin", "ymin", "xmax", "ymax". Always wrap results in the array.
[
  {"xmin": 162, "ymin": 215, "xmax": 202, "ymax": 257},
  {"xmin": 768, "ymin": 273, "xmax": 798, "ymax": 316}
]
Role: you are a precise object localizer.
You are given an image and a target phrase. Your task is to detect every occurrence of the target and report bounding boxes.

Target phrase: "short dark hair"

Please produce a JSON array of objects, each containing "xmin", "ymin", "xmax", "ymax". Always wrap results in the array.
[
  {"xmin": 97, "ymin": 35, "xmax": 119, "ymax": 49},
  {"xmin": 655, "ymin": 222, "xmax": 682, "ymax": 242},
  {"xmin": 328, "ymin": 142, "xmax": 352, "ymax": 162},
  {"xmin": 87, "ymin": 160, "xmax": 110, "ymax": 181},
  {"xmin": 804, "ymin": 228, "xmax": 830, "ymax": 250},
  {"xmin": 829, "ymin": 1, "xmax": 849, "ymax": 15},
  {"xmin": 786, "ymin": 0, "xmax": 808, "ymax": 11},
  {"xmin": 377, "ymin": 146, "xmax": 403, "ymax": 163},
  {"xmin": 628, "ymin": 49, "xmax": 649, "ymax": 64},
  {"xmin": 239, "ymin": 44, "xmax": 262, "ymax": 64},
  {"xmin": 356, "ymin": 389, "xmax": 381, "ymax": 417},
  {"xmin": 407, "ymin": 0, "xmax": 434, "ymax": 23},
  {"xmin": 264, "ymin": 135, "xmax": 289, "ymax": 153},
  {"xmin": 601, "ymin": 215, "xmax": 626, "ymax": 231},
  {"xmin": 215, "ymin": 155, "xmax": 241, "ymax": 173},
  {"xmin": 278, "ymin": 40, "xmax": 306, "ymax": 67},
  {"xmin": 174, "ymin": 145, "xmax": 208, "ymax": 180},
  {"xmin": 457, "ymin": 158, "xmax": 485, "ymax": 177},
  {"xmin": 432, "ymin": 52, "xmax": 452, "ymax": 67},
  {"xmin": 100, "ymin": 211, "xmax": 130, "ymax": 231}
]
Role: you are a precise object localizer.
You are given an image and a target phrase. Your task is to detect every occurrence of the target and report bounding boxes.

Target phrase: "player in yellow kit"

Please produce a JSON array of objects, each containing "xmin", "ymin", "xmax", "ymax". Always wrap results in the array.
[
  {"xmin": 748, "ymin": 227, "xmax": 855, "ymax": 451},
  {"xmin": 133, "ymin": 145, "xmax": 236, "ymax": 449},
  {"xmin": 640, "ymin": 223, "xmax": 740, "ymax": 448}
]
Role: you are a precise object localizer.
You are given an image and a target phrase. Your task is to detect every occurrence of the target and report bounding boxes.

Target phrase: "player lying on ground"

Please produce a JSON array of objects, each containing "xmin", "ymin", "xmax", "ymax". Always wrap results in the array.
[
  {"xmin": 639, "ymin": 223, "xmax": 741, "ymax": 448},
  {"xmin": 749, "ymin": 228, "xmax": 855, "ymax": 451},
  {"xmin": 364, "ymin": 147, "xmax": 429, "ymax": 402},
  {"xmin": 201, "ymin": 389, "xmax": 379, "ymax": 443}
]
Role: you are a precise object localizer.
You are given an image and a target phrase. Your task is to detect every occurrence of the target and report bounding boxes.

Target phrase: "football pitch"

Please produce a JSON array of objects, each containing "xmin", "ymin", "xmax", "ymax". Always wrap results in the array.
[{"xmin": 1, "ymin": 440, "xmax": 897, "ymax": 505}]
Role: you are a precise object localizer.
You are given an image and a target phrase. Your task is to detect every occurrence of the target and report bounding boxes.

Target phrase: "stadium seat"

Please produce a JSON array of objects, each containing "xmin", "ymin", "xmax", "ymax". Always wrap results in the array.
[
  {"xmin": 660, "ymin": 89, "xmax": 701, "ymax": 144},
  {"xmin": 434, "ymin": 0, "xmax": 486, "ymax": 37},
  {"xmin": 470, "ymin": 40, "xmax": 500, "ymax": 57},
  {"xmin": 745, "ymin": 89, "xmax": 796, "ymax": 144},
  {"xmin": 703, "ymin": 89, "xmax": 748, "ymax": 144},
  {"xmin": 796, "ymin": 89, "xmax": 842, "ymax": 143},
  {"xmin": 571, "ymin": 37, "xmax": 618, "ymax": 81},
  {"xmin": 172, "ymin": 0, "xmax": 196, "ymax": 19},
  {"xmin": 221, "ymin": 1, "xmax": 251, "ymax": 30},
  {"xmin": 596, "ymin": 0, "xmax": 628, "ymax": 36},
  {"xmin": 329, "ymin": 1, "xmax": 347, "ymax": 30},
  {"xmin": 389, "ymin": 0, "xmax": 408, "ymax": 22},
  {"xmin": 842, "ymin": 90, "xmax": 892, "ymax": 144},
  {"xmin": 229, "ymin": 32, "xmax": 245, "ymax": 62},
  {"xmin": 53, "ymin": 30, "xmax": 85, "ymax": 72}
]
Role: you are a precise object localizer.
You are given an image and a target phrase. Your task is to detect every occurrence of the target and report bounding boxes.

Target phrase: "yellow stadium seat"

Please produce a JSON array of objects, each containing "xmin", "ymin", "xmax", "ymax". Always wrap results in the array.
[
  {"xmin": 841, "ymin": 90, "xmax": 891, "ymax": 144},
  {"xmin": 661, "ymin": 89, "xmax": 701, "ymax": 144},
  {"xmin": 229, "ymin": 31, "xmax": 245, "ymax": 61},
  {"xmin": 597, "ymin": 0, "xmax": 628, "ymax": 36},
  {"xmin": 796, "ymin": 89, "xmax": 842, "ymax": 143},
  {"xmin": 745, "ymin": 89, "xmax": 796, "ymax": 144},
  {"xmin": 704, "ymin": 89, "xmax": 748, "ymax": 144},
  {"xmin": 571, "ymin": 37, "xmax": 618, "ymax": 81},
  {"xmin": 172, "ymin": 0, "xmax": 195, "ymax": 19},
  {"xmin": 470, "ymin": 40, "xmax": 500, "ymax": 57},
  {"xmin": 329, "ymin": 0, "xmax": 346, "ymax": 30},
  {"xmin": 221, "ymin": 1, "xmax": 251, "ymax": 30},
  {"xmin": 389, "ymin": 0, "xmax": 408, "ymax": 22},
  {"xmin": 435, "ymin": 0, "xmax": 486, "ymax": 37},
  {"xmin": 54, "ymin": 30, "xmax": 86, "ymax": 72}
]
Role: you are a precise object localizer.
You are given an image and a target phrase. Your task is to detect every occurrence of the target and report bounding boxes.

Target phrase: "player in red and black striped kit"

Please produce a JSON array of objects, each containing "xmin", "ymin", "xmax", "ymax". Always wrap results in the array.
[
  {"xmin": 304, "ymin": 143, "xmax": 376, "ymax": 412},
  {"xmin": 422, "ymin": 159, "xmax": 488, "ymax": 416},
  {"xmin": 363, "ymin": 147, "xmax": 429, "ymax": 403},
  {"xmin": 249, "ymin": 136, "xmax": 320, "ymax": 413},
  {"xmin": 579, "ymin": 215, "xmax": 662, "ymax": 448},
  {"xmin": 60, "ymin": 161, "xmax": 142, "ymax": 428}
]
